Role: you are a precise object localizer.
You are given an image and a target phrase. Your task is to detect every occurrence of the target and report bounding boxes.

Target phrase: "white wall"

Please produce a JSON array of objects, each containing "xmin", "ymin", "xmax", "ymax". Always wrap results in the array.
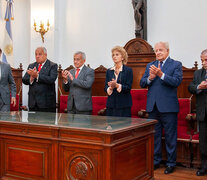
[
  {"xmin": 148, "ymin": 0, "xmax": 207, "ymax": 68},
  {"xmin": 55, "ymin": 0, "xmax": 134, "ymax": 69},
  {"xmin": 1, "ymin": 0, "xmax": 207, "ymax": 106}
]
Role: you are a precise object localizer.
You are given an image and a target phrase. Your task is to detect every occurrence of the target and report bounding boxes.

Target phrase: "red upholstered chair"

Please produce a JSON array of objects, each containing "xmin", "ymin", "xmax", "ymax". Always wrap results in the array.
[
  {"xmin": 59, "ymin": 95, "xmax": 68, "ymax": 113},
  {"xmin": 177, "ymin": 98, "xmax": 192, "ymax": 139},
  {"xmin": 131, "ymin": 89, "xmax": 148, "ymax": 118},
  {"xmin": 92, "ymin": 89, "xmax": 148, "ymax": 116},
  {"xmin": 92, "ymin": 96, "xmax": 107, "ymax": 115},
  {"xmin": 162, "ymin": 98, "xmax": 192, "ymax": 167},
  {"xmin": 10, "ymin": 94, "xmax": 19, "ymax": 111},
  {"xmin": 59, "ymin": 95, "xmax": 107, "ymax": 115}
]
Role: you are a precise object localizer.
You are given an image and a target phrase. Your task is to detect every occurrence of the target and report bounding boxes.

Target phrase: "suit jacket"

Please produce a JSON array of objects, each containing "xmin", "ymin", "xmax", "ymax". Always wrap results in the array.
[
  {"xmin": 22, "ymin": 59, "xmax": 58, "ymax": 109},
  {"xmin": 0, "ymin": 62, "xmax": 16, "ymax": 105},
  {"xmin": 104, "ymin": 65, "xmax": 133, "ymax": 108},
  {"xmin": 63, "ymin": 65, "xmax": 94, "ymax": 111},
  {"xmin": 188, "ymin": 68, "xmax": 207, "ymax": 121},
  {"xmin": 140, "ymin": 57, "xmax": 183, "ymax": 113}
]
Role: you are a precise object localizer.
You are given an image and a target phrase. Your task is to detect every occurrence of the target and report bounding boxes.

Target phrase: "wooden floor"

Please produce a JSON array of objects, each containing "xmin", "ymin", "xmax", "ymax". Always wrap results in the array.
[{"xmin": 154, "ymin": 165, "xmax": 207, "ymax": 180}]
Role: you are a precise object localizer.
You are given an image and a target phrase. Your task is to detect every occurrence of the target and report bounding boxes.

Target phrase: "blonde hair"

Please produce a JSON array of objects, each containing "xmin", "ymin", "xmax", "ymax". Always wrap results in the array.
[{"xmin": 111, "ymin": 46, "xmax": 128, "ymax": 65}]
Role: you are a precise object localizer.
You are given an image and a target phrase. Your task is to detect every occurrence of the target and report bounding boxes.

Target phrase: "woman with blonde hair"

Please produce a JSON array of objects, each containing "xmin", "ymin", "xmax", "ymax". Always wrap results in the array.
[{"xmin": 104, "ymin": 46, "xmax": 133, "ymax": 117}]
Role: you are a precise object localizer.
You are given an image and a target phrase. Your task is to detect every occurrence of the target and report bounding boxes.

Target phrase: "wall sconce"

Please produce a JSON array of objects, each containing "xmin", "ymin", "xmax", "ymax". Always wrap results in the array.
[{"xmin": 33, "ymin": 20, "xmax": 50, "ymax": 43}]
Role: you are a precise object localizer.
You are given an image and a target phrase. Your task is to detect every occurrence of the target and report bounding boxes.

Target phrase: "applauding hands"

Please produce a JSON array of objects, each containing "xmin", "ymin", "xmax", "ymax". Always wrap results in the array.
[
  {"xmin": 27, "ymin": 67, "xmax": 39, "ymax": 82},
  {"xmin": 108, "ymin": 78, "xmax": 119, "ymax": 90},
  {"xmin": 149, "ymin": 63, "xmax": 163, "ymax": 81},
  {"xmin": 62, "ymin": 70, "xmax": 75, "ymax": 83},
  {"xmin": 198, "ymin": 80, "xmax": 207, "ymax": 90}
]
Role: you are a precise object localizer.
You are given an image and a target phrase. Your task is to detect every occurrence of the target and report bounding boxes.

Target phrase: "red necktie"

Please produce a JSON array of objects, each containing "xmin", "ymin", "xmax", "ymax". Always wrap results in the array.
[
  {"xmin": 38, "ymin": 64, "xmax": 42, "ymax": 72},
  {"xmin": 75, "ymin": 68, "xmax": 80, "ymax": 78}
]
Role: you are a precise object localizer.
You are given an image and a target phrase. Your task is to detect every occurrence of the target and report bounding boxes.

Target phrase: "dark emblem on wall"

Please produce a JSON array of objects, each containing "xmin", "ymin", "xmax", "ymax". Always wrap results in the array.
[{"xmin": 132, "ymin": 0, "xmax": 147, "ymax": 40}]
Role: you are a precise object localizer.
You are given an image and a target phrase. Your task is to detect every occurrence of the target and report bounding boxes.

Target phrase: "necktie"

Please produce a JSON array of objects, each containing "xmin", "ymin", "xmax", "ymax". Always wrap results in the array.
[
  {"xmin": 205, "ymin": 71, "xmax": 207, "ymax": 79},
  {"xmin": 38, "ymin": 64, "xmax": 42, "ymax": 72},
  {"xmin": 75, "ymin": 68, "xmax": 80, "ymax": 78},
  {"xmin": 160, "ymin": 61, "xmax": 163, "ymax": 70}
]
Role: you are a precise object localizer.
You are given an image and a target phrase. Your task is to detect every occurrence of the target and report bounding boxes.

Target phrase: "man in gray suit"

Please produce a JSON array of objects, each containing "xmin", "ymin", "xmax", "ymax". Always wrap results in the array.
[
  {"xmin": 188, "ymin": 49, "xmax": 207, "ymax": 176},
  {"xmin": 62, "ymin": 51, "xmax": 94, "ymax": 115},
  {"xmin": 0, "ymin": 48, "xmax": 16, "ymax": 111}
]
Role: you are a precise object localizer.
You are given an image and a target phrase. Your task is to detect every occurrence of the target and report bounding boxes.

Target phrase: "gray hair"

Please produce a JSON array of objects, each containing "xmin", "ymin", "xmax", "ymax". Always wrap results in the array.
[
  {"xmin": 201, "ymin": 49, "xmax": 207, "ymax": 56},
  {"xmin": 154, "ymin": 41, "xmax": 169, "ymax": 50},
  {"xmin": 36, "ymin": 47, "xmax": 47, "ymax": 54},
  {"xmin": 74, "ymin": 51, "xmax": 86, "ymax": 60}
]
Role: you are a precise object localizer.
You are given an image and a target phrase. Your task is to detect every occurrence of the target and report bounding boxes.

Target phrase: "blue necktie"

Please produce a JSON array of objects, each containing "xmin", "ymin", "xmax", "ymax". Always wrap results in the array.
[
  {"xmin": 205, "ymin": 71, "xmax": 207, "ymax": 79},
  {"xmin": 160, "ymin": 61, "xmax": 163, "ymax": 70}
]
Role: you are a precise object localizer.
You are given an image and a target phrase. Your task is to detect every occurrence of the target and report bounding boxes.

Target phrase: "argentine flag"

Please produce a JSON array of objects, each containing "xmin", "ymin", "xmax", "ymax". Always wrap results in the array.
[{"xmin": 2, "ymin": 0, "xmax": 14, "ymax": 66}]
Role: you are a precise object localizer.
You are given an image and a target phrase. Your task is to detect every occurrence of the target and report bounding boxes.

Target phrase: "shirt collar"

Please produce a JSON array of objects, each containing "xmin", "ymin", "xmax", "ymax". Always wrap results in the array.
[
  {"xmin": 76, "ymin": 64, "xmax": 84, "ymax": 72},
  {"xmin": 39, "ymin": 59, "xmax": 47, "ymax": 67},
  {"xmin": 110, "ymin": 65, "xmax": 123, "ymax": 72},
  {"xmin": 158, "ymin": 56, "xmax": 169, "ymax": 65}
]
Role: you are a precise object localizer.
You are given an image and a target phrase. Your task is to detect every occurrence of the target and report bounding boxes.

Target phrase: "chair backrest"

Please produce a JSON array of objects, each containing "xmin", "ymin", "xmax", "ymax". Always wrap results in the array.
[
  {"xmin": 177, "ymin": 98, "xmax": 191, "ymax": 127},
  {"xmin": 131, "ymin": 89, "xmax": 148, "ymax": 117},
  {"xmin": 92, "ymin": 96, "xmax": 107, "ymax": 115},
  {"xmin": 10, "ymin": 94, "xmax": 19, "ymax": 111},
  {"xmin": 59, "ymin": 95, "xmax": 107, "ymax": 115},
  {"xmin": 59, "ymin": 95, "xmax": 68, "ymax": 113}
]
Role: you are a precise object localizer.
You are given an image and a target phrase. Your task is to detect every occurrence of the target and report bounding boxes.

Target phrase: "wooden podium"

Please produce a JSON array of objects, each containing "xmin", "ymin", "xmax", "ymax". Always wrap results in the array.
[{"xmin": 0, "ymin": 112, "xmax": 156, "ymax": 180}]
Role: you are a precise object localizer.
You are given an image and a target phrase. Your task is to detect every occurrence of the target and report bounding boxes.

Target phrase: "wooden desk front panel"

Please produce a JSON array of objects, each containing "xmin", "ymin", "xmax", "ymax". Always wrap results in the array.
[
  {"xmin": 0, "ymin": 137, "xmax": 54, "ymax": 180},
  {"xmin": 112, "ymin": 136, "xmax": 153, "ymax": 180}
]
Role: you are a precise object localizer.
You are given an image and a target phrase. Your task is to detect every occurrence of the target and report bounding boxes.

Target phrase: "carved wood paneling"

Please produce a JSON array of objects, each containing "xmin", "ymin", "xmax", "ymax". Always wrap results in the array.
[{"xmin": 92, "ymin": 65, "xmax": 107, "ymax": 96}]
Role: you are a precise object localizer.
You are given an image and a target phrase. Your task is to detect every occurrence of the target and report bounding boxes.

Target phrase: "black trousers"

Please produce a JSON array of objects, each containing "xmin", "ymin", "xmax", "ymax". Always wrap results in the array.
[
  {"xmin": 29, "ymin": 106, "xmax": 56, "ymax": 113},
  {"xmin": 199, "ymin": 119, "xmax": 207, "ymax": 161}
]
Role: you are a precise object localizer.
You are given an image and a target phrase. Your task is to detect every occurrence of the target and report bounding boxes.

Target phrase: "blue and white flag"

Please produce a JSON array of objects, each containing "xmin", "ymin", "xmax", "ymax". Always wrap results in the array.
[{"xmin": 2, "ymin": 0, "xmax": 14, "ymax": 66}]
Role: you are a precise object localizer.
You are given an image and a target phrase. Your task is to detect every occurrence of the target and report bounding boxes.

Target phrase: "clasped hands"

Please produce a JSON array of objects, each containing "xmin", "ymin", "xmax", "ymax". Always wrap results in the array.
[
  {"xmin": 108, "ymin": 79, "xmax": 119, "ymax": 89},
  {"xmin": 198, "ymin": 80, "xmax": 207, "ymax": 90},
  {"xmin": 149, "ymin": 64, "xmax": 163, "ymax": 81},
  {"xmin": 27, "ymin": 67, "xmax": 39, "ymax": 82},
  {"xmin": 62, "ymin": 70, "xmax": 74, "ymax": 82}
]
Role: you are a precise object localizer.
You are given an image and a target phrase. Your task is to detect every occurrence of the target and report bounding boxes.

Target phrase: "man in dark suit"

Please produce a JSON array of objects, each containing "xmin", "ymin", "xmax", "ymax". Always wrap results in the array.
[
  {"xmin": 0, "ymin": 48, "xmax": 16, "ymax": 111},
  {"xmin": 22, "ymin": 47, "xmax": 58, "ymax": 112},
  {"xmin": 62, "ymin": 51, "xmax": 94, "ymax": 115},
  {"xmin": 140, "ymin": 42, "xmax": 183, "ymax": 174},
  {"xmin": 188, "ymin": 49, "xmax": 207, "ymax": 176}
]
